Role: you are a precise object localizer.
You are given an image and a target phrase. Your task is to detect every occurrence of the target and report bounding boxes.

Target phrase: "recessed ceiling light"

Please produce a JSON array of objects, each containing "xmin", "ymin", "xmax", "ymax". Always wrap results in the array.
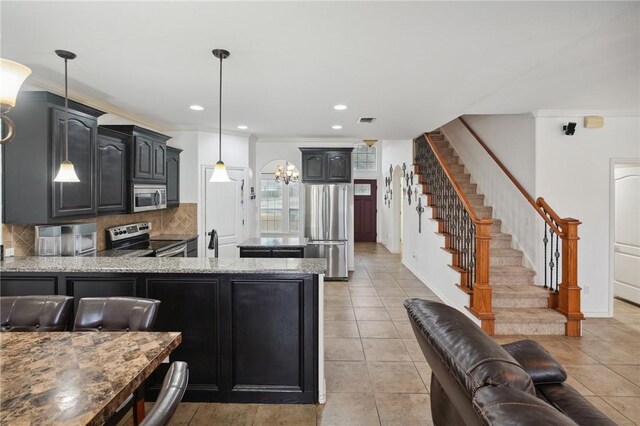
[
  {"xmin": 190, "ymin": 105, "xmax": 204, "ymax": 111},
  {"xmin": 237, "ymin": 125, "xmax": 248, "ymax": 130},
  {"xmin": 332, "ymin": 125, "xmax": 342, "ymax": 130},
  {"xmin": 334, "ymin": 105, "xmax": 347, "ymax": 111}
]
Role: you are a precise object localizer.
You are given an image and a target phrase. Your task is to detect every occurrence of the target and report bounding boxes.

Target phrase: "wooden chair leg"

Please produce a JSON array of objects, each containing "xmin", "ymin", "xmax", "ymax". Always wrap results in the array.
[{"xmin": 133, "ymin": 386, "xmax": 146, "ymax": 425}]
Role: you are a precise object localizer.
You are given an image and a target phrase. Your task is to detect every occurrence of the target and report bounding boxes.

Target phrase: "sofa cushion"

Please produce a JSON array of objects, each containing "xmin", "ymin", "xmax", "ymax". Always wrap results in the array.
[
  {"xmin": 536, "ymin": 383, "xmax": 617, "ymax": 426},
  {"xmin": 404, "ymin": 299, "xmax": 535, "ymax": 398},
  {"xmin": 502, "ymin": 339, "xmax": 567, "ymax": 385},
  {"xmin": 473, "ymin": 385, "xmax": 579, "ymax": 426}
]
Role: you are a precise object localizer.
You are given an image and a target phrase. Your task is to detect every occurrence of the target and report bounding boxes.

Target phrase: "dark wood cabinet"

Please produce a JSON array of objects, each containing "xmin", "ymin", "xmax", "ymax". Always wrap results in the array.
[
  {"xmin": 166, "ymin": 147, "xmax": 182, "ymax": 207},
  {"xmin": 299, "ymin": 148, "xmax": 353, "ymax": 183},
  {"xmin": 2, "ymin": 92, "xmax": 103, "ymax": 224},
  {"xmin": 101, "ymin": 125, "xmax": 171, "ymax": 183},
  {"xmin": 51, "ymin": 107, "xmax": 98, "ymax": 218},
  {"xmin": 0, "ymin": 271, "xmax": 318, "ymax": 404},
  {"xmin": 146, "ymin": 276, "xmax": 220, "ymax": 400},
  {"xmin": 239, "ymin": 247, "xmax": 304, "ymax": 258},
  {"xmin": 97, "ymin": 128, "xmax": 128, "ymax": 214}
]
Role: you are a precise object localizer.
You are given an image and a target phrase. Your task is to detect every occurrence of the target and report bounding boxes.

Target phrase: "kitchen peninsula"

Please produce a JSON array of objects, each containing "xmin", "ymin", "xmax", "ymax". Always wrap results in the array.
[
  {"xmin": 238, "ymin": 237, "xmax": 308, "ymax": 258},
  {"xmin": 0, "ymin": 256, "xmax": 326, "ymax": 404}
]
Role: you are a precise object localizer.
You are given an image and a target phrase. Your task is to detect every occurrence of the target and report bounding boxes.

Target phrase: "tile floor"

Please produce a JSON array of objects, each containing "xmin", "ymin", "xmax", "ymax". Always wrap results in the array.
[{"xmin": 123, "ymin": 242, "xmax": 640, "ymax": 425}]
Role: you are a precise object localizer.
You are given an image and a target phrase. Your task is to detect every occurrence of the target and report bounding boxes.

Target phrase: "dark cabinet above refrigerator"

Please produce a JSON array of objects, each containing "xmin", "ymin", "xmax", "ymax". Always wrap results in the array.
[{"xmin": 299, "ymin": 148, "xmax": 353, "ymax": 183}]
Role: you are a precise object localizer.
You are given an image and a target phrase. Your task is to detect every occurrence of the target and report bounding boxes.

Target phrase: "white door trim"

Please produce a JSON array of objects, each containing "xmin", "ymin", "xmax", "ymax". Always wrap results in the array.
[
  {"xmin": 609, "ymin": 158, "xmax": 640, "ymax": 314},
  {"xmin": 200, "ymin": 164, "xmax": 248, "ymax": 256}
]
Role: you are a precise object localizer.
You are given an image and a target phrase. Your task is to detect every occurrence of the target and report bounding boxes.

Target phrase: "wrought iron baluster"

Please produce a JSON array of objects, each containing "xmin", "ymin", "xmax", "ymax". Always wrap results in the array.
[
  {"xmin": 543, "ymin": 223, "xmax": 549, "ymax": 289},
  {"xmin": 555, "ymin": 234, "xmax": 560, "ymax": 293},
  {"xmin": 549, "ymin": 225, "xmax": 555, "ymax": 293}
]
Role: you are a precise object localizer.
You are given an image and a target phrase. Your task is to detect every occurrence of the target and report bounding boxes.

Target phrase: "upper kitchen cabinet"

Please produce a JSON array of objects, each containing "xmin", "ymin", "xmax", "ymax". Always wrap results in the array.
[
  {"xmin": 299, "ymin": 148, "xmax": 353, "ymax": 183},
  {"xmin": 2, "ymin": 91, "xmax": 103, "ymax": 224},
  {"xmin": 100, "ymin": 125, "xmax": 170, "ymax": 183},
  {"xmin": 166, "ymin": 146, "xmax": 182, "ymax": 207},
  {"xmin": 97, "ymin": 127, "xmax": 128, "ymax": 214}
]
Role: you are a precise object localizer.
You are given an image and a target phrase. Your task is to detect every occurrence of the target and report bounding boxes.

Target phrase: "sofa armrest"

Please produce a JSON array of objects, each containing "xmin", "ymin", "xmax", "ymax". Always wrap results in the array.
[
  {"xmin": 537, "ymin": 383, "xmax": 617, "ymax": 425},
  {"xmin": 473, "ymin": 385, "xmax": 579, "ymax": 426},
  {"xmin": 502, "ymin": 339, "xmax": 567, "ymax": 385}
]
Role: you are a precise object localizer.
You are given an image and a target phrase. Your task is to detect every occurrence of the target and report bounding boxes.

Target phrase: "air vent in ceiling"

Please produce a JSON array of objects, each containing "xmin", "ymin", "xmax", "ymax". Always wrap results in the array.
[{"xmin": 358, "ymin": 117, "xmax": 376, "ymax": 124}]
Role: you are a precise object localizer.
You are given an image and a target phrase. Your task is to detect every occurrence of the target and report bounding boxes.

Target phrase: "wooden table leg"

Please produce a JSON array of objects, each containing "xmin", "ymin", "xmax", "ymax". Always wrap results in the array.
[{"xmin": 133, "ymin": 386, "xmax": 145, "ymax": 425}]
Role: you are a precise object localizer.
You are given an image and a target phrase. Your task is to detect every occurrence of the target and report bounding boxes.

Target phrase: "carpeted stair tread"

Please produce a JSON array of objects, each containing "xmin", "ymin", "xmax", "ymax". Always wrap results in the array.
[{"xmin": 493, "ymin": 307, "xmax": 566, "ymax": 323}]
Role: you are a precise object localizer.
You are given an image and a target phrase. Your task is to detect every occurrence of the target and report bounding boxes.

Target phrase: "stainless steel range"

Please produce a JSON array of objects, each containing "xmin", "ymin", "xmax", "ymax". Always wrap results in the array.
[{"xmin": 106, "ymin": 222, "xmax": 188, "ymax": 257}]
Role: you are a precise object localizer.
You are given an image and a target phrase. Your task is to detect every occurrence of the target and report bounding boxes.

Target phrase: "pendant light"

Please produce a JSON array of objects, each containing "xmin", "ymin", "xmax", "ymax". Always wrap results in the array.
[
  {"xmin": 209, "ymin": 49, "xmax": 231, "ymax": 183},
  {"xmin": 0, "ymin": 58, "xmax": 32, "ymax": 144},
  {"xmin": 53, "ymin": 50, "xmax": 80, "ymax": 183}
]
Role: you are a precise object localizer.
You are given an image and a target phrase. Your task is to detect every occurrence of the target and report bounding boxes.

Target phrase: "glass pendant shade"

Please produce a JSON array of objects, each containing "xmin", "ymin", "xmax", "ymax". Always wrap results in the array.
[
  {"xmin": 54, "ymin": 160, "xmax": 80, "ymax": 182},
  {"xmin": 0, "ymin": 59, "xmax": 32, "ymax": 108},
  {"xmin": 210, "ymin": 160, "xmax": 231, "ymax": 182}
]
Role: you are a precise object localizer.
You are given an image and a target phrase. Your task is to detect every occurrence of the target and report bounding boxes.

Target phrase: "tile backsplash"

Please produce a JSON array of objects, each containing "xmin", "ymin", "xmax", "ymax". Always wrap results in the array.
[{"xmin": 2, "ymin": 203, "xmax": 197, "ymax": 256}]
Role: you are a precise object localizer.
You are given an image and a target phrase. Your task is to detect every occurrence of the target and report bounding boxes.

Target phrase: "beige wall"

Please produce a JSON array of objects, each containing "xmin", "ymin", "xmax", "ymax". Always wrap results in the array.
[{"xmin": 2, "ymin": 203, "xmax": 197, "ymax": 256}]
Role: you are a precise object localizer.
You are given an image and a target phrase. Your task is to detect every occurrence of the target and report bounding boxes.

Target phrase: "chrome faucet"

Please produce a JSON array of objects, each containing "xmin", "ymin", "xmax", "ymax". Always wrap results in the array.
[{"xmin": 207, "ymin": 229, "xmax": 219, "ymax": 258}]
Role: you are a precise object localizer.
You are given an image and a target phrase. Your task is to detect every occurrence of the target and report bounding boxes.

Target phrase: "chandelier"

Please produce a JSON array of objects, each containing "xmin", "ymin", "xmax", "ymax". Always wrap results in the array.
[{"xmin": 274, "ymin": 162, "xmax": 299, "ymax": 185}]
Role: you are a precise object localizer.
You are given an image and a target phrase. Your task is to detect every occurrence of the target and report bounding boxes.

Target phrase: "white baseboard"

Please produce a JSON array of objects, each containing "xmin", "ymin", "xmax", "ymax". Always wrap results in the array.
[{"xmin": 401, "ymin": 259, "xmax": 481, "ymax": 326}]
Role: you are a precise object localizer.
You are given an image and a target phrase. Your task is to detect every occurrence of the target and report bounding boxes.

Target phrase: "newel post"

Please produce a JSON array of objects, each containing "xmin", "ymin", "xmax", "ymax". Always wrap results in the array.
[
  {"xmin": 470, "ymin": 219, "xmax": 495, "ymax": 335},
  {"xmin": 558, "ymin": 218, "xmax": 584, "ymax": 336}
]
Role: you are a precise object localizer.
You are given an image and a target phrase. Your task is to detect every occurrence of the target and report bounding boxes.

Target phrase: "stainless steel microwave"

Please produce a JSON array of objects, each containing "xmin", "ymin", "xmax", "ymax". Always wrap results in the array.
[{"xmin": 131, "ymin": 184, "xmax": 167, "ymax": 213}]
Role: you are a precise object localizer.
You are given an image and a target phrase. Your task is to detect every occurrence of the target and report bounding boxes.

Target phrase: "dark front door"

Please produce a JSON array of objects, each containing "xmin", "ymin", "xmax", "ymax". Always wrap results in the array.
[{"xmin": 354, "ymin": 179, "xmax": 377, "ymax": 242}]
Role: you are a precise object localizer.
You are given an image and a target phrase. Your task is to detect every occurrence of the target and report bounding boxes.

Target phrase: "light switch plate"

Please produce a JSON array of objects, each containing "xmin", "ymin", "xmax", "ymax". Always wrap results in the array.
[{"xmin": 5, "ymin": 248, "xmax": 14, "ymax": 257}]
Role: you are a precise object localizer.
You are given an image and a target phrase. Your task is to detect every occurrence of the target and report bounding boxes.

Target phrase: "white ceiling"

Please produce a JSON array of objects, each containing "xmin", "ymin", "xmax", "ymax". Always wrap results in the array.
[{"xmin": 2, "ymin": 1, "xmax": 639, "ymax": 139}]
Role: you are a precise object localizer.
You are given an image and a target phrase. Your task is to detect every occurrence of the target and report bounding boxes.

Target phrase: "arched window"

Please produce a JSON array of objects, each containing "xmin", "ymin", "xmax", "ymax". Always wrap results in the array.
[{"xmin": 260, "ymin": 160, "xmax": 300, "ymax": 234}]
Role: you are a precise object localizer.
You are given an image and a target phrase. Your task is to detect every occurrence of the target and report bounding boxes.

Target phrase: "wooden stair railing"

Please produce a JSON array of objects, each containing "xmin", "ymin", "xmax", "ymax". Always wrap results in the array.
[
  {"xmin": 459, "ymin": 117, "xmax": 583, "ymax": 336},
  {"xmin": 413, "ymin": 133, "xmax": 495, "ymax": 335}
]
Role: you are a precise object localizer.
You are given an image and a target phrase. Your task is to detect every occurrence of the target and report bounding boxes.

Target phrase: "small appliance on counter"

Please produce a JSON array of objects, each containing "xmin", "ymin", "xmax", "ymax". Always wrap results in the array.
[
  {"xmin": 35, "ymin": 225, "xmax": 62, "ymax": 256},
  {"xmin": 107, "ymin": 222, "xmax": 190, "ymax": 257},
  {"xmin": 61, "ymin": 223, "xmax": 97, "ymax": 256},
  {"xmin": 131, "ymin": 183, "xmax": 167, "ymax": 213}
]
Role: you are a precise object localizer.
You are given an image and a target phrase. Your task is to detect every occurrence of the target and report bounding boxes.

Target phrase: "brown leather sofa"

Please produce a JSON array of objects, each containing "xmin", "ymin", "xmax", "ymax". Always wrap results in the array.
[
  {"xmin": 404, "ymin": 299, "xmax": 615, "ymax": 426},
  {"xmin": 1, "ymin": 295, "xmax": 73, "ymax": 331}
]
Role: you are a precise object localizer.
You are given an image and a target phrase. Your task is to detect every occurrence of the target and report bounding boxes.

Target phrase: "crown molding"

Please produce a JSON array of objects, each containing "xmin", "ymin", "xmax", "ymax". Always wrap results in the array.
[
  {"xmin": 28, "ymin": 77, "xmax": 171, "ymax": 131},
  {"xmin": 256, "ymin": 137, "xmax": 360, "ymax": 144},
  {"xmin": 532, "ymin": 109, "xmax": 640, "ymax": 118}
]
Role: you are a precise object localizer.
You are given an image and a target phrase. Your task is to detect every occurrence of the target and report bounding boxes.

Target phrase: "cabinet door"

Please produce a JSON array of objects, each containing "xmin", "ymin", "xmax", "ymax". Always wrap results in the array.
[
  {"xmin": 327, "ymin": 151, "xmax": 351, "ymax": 182},
  {"xmin": 301, "ymin": 153, "xmax": 326, "ymax": 182},
  {"xmin": 133, "ymin": 136, "xmax": 154, "ymax": 180},
  {"xmin": 51, "ymin": 107, "xmax": 97, "ymax": 218},
  {"xmin": 0, "ymin": 276, "xmax": 58, "ymax": 296},
  {"xmin": 146, "ymin": 277, "xmax": 219, "ymax": 399},
  {"xmin": 97, "ymin": 132, "xmax": 127, "ymax": 213},
  {"xmin": 68, "ymin": 276, "xmax": 137, "ymax": 317},
  {"xmin": 153, "ymin": 141, "xmax": 167, "ymax": 181},
  {"xmin": 166, "ymin": 148, "xmax": 180, "ymax": 206}
]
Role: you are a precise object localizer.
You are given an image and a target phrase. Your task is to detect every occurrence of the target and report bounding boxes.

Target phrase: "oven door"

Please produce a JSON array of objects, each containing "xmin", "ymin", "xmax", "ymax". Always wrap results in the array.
[
  {"xmin": 132, "ymin": 185, "xmax": 167, "ymax": 212},
  {"xmin": 156, "ymin": 244, "xmax": 188, "ymax": 258}
]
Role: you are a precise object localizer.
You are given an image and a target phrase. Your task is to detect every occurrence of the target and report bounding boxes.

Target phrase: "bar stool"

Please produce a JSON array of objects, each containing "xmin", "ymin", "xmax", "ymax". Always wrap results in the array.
[
  {"xmin": 73, "ymin": 297, "xmax": 160, "ymax": 332},
  {"xmin": 1, "ymin": 295, "xmax": 73, "ymax": 331},
  {"xmin": 140, "ymin": 362, "xmax": 189, "ymax": 426}
]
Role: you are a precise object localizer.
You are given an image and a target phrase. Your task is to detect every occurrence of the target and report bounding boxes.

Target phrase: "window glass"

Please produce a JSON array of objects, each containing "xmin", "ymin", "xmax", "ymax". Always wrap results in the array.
[
  {"xmin": 260, "ymin": 174, "xmax": 300, "ymax": 234},
  {"xmin": 260, "ymin": 179, "xmax": 283, "ymax": 232},
  {"xmin": 353, "ymin": 145, "xmax": 377, "ymax": 171},
  {"xmin": 354, "ymin": 183, "xmax": 371, "ymax": 196}
]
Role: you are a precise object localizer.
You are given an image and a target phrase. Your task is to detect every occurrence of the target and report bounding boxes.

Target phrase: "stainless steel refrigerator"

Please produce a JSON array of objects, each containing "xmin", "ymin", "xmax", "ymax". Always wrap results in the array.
[{"xmin": 304, "ymin": 184, "xmax": 349, "ymax": 280}]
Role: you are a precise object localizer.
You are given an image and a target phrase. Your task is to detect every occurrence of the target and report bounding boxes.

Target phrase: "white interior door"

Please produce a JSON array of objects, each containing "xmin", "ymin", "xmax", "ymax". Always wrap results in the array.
[
  {"xmin": 203, "ymin": 166, "xmax": 246, "ymax": 258},
  {"xmin": 613, "ymin": 164, "xmax": 640, "ymax": 304}
]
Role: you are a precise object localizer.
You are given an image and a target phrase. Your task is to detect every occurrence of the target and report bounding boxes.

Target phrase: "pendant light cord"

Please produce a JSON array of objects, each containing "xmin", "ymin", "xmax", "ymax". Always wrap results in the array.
[
  {"xmin": 218, "ymin": 54, "xmax": 222, "ymax": 162},
  {"xmin": 64, "ymin": 58, "xmax": 69, "ymax": 162}
]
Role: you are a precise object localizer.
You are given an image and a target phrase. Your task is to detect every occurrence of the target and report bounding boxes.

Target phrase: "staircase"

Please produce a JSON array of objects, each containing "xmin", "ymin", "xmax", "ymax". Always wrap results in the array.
[{"xmin": 426, "ymin": 130, "xmax": 566, "ymax": 335}]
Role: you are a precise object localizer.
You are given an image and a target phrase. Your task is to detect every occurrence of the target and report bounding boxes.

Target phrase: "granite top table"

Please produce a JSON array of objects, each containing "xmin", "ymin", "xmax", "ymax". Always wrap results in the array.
[
  {"xmin": 0, "ymin": 256, "xmax": 326, "ymax": 275},
  {"xmin": 0, "ymin": 331, "xmax": 181, "ymax": 425},
  {"xmin": 237, "ymin": 237, "xmax": 308, "ymax": 248}
]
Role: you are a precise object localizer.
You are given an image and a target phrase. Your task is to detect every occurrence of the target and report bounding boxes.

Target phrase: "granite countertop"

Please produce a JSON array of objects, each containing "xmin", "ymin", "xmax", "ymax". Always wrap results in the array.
[
  {"xmin": 149, "ymin": 234, "xmax": 198, "ymax": 242},
  {"xmin": 96, "ymin": 249, "xmax": 155, "ymax": 258},
  {"xmin": 0, "ymin": 256, "xmax": 326, "ymax": 274},
  {"xmin": 238, "ymin": 237, "xmax": 309, "ymax": 248},
  {"xmin": 0, "ymin": 331, "xmax": 181, "ymax": 425}
]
